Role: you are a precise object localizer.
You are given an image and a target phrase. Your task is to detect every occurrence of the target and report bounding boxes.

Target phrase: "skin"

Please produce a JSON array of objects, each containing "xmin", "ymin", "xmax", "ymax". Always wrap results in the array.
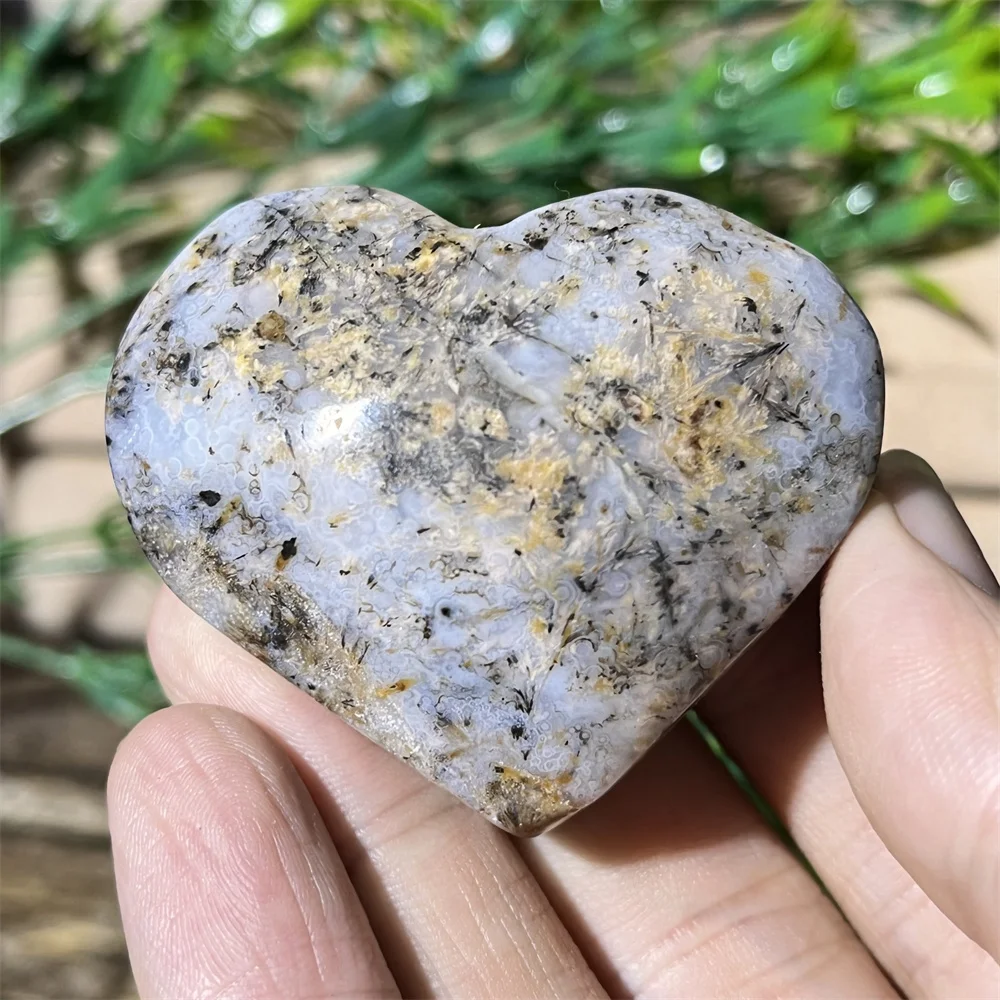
[{"xmin": 108, "ymin": 450, "xmax": 1000, "ymax": 999}]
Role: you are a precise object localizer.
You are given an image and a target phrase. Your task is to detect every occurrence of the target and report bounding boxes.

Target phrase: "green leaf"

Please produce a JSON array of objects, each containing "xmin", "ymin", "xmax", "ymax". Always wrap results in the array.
[
  {"xmin": 0, "ymin": 354, "xmax": 113, "ymax": 435},
  {"xmin": 473, "ymin": 122, "xmax": 571, "ymax": 172},
  {"xmin": 866, "ymin": 76, "xmax": 998, "ymax": 123},
  {"xmin": 0, "ymin": 633, "xmax": 166, "ymax": 726},
  {"xmin": 0, "ymin": 0, "xmax": 75, "ymax": 136},
  {"xmin": 1, "ymin": 263, "xmax": 164, "ymax": 364},
  {"xmin": 0, "ymin": 506, "xmax": 147, "ymax": 593},
  {"xmin": 865, "ymin": 188, "xmax": 956, "ymax": 250},
  {"xmin": 0, "ymin": 203, "xmax": 47, "ymax": 277},
  {"xmin": 895, "ymin": 266, "xmax": 992, "ymax": 340},
  {"xmin": 688, "ymin": 710, "xmax": 828, "ymax": 893},
  {"xmin": 121, "ymin": 27, "xmax": 190, "ymax": 143},
  {"xmin": 918, "ymin": 132, "xmax": 1000, "ymax": 198}
]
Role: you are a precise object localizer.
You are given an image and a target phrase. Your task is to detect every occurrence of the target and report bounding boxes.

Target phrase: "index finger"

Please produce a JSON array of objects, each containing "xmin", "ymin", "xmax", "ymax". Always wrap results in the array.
[{"xmin": 108, "ymin": 703, "xmax": 399, "ymax": 999}]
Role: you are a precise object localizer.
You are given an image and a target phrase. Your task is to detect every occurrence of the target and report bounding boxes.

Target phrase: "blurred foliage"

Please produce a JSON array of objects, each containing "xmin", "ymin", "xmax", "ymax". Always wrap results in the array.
[
  {"xmin": 0, "ymin": 631, "xmax": 166, "ymax": 724},
  {"xmin": 0, "ymin": 0, "xmax": 997, "ymax": 722}
]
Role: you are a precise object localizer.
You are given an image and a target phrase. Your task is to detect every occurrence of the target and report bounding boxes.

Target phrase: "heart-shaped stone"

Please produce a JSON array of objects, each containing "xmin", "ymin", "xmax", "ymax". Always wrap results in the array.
[{"xmin": 107, "ymin": 186, "xmax": 883, "ymax": 835}]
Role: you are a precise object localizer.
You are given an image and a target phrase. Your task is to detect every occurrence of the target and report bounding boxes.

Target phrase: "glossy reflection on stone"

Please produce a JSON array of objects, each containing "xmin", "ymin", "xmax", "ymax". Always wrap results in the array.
[{"xmin": 107, "ymin": 186, "xmax": 883, "ymax": 835}]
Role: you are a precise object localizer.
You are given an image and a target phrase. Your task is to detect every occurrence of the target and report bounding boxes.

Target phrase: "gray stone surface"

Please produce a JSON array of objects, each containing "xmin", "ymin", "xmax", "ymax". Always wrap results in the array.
[{"xmin": 107, "ymin": 186, "xmax": 883, "ymax": 834}]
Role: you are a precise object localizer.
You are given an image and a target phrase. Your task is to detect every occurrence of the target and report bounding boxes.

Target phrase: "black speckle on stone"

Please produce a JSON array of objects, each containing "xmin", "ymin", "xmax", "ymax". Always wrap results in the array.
[
  {"xmin": 281, "ymin": 537, "xmax": 298, "ymax": 560},
  {"xmin": 299, "ymin": 273, "xmax": 322, "ymax": 297},
  {"xmin": 198, "ymin": 490, "xmax": 222, "ymax": 506},
  {"xmin": 511, "ymin": 723, "xmax": 525, "ymax": 739},
  {"xmin": 465, "ymin": 303, "xmax": 490, "ymax": 324},
  {"xmin": 653, "ymin": 193, "xmax": 682, "ymax": 209}
]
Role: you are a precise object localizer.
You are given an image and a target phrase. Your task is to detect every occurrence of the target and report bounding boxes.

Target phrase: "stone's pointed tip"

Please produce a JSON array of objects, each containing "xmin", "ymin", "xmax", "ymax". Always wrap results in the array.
[
  {"xmin": 108, "ymin": 185, "xmax": 883, "ymax": 831},
  {"xmin": 496, "ymin": 817, "xmax": 562, "ymax": 839},
  {"xmin": 488, "ymin": 796, "xmax": 580, "ymax": 839}
]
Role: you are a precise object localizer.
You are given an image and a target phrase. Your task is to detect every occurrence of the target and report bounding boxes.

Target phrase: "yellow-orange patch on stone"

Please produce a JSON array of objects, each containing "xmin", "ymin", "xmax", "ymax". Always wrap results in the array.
[
  {"xmin": 253, "ymin": 310, "xmax": 287, "ymax": 342},
  {"xmin": 375, "ymin": 678, "xmax": 417, "ymax": 697},
  {"xmin": 495, "ymin": 764, "xmax": 573, "ymax": 787},
  {"xmin": 518, "ymin": 513, "xmax": 562, "ymax": 553},
  {"xmin": 430, "ymin": 401, "xmax": 456, "ymax": 434},
  {"xmin": 496, "ymin": 454, "xmax": 569, "ymax": 497}
]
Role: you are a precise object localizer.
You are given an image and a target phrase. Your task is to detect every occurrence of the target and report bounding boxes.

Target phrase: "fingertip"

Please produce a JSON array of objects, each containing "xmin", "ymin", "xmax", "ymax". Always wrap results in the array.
[
  {"xmin": 821, "ymin": 457, "xmax": 1000, "ymax": 958},
  {"xmin": 876, "ymin": 447, "xmax": 940, "ymax": 486},
  {"xmin": 875, "ymin": 449, "xmax": 998, "ymax": 597},
  {"xmin": 108, "ymin": 704, "xmax": 397, "ymax": 999},
  {"xmin": 109, "ymin": 702, "xmax": 278, "ymax": 810}
]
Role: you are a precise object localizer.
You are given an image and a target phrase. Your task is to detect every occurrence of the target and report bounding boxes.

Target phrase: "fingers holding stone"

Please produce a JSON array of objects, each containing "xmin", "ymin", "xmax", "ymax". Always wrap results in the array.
[
  {"xmin": 146, "ymin": 589, "xmax": 605, "ymax": 1000},
  {"xmin": 107, "ymin": 703, "xmax": 398, "ymax": 1000},
  {"xmin": 822, "ymin": 453, "xmax": 1000, "ymax": 958},
  {"xmin": 521, "ymin": 723, "xmax": 895, "ymax": 999},
  {"xmin": 699, "ymin": 581, "xmax": 1000, "ymax": 998}
]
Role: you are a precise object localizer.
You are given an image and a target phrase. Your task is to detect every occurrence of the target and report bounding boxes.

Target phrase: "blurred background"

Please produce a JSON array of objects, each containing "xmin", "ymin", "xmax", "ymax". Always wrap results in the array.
[{"xmin": 1, "ymin": 0, "xmax": 997, "ymax": 996}]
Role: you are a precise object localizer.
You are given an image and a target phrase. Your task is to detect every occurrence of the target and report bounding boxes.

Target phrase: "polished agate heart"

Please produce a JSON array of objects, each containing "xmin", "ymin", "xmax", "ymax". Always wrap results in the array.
[{"xmin": 107, "ymin": 187, "xmax": 883, "ymax": 834}]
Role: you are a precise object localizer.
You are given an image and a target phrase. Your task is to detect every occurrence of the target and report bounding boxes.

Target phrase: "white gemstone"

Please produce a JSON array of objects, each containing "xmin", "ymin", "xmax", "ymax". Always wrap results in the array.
[{"xmin": 107, "ymin": 186, "xmax": 884, "ymax": 835}]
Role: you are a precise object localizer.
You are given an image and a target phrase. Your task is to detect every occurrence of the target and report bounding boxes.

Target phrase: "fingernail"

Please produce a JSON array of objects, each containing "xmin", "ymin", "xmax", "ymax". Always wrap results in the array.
[{"xmin": 875, "ymin": 450, "xmax": 998, "ymax": 597}]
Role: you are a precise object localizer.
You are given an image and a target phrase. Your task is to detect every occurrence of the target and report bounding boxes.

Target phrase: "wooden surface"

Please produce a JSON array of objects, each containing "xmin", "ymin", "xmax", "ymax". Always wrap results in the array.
[{"xmin": 1, "ymin": 664, "xmax": 137, "ymax": 1000}]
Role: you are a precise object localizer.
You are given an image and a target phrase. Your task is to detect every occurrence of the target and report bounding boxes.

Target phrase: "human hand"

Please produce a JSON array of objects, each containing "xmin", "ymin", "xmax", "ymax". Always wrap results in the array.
[{"xmin": 108, "ymin": 449, "xmax": 999, "ymax": 998}]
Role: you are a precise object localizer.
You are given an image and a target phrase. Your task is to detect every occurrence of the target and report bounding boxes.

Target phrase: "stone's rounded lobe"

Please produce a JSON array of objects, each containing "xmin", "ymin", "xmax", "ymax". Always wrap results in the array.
[{"xmin": 107, "ymin": 186, "xmax": 884, "ymax": 835}]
